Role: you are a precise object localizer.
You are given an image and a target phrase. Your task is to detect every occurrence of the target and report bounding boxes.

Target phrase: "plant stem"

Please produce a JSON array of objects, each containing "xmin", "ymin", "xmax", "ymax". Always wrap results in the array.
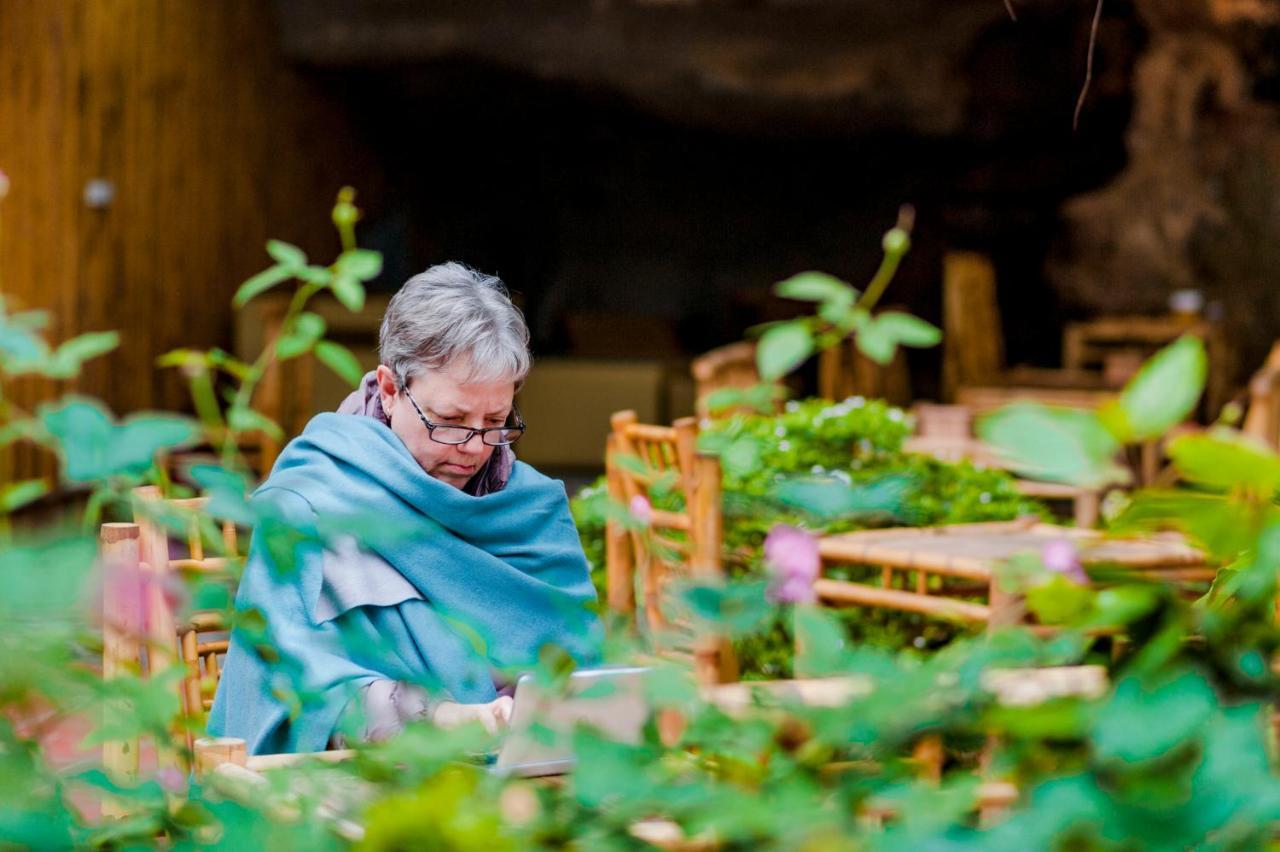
[{"xmin": 219, "ymin": 280, "xmax": 323, "ymax": 467}]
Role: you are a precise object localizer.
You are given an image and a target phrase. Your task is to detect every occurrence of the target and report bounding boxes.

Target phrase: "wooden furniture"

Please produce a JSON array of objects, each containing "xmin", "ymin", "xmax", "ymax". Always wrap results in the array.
[
  {"xmin": 818, "ymin": 334, "xmax": 912, "ymax": 407},
  {"xmin": 605, "ymin": 410, "xmax": 737, "ymax": 685},
  {"xmin": 100, "ymin": 489, "xmax": 242, "ymax": 793},
  {"xmin": 690, "ymin": 341, "xmax": 776, "ymax": 418},
  {"xmin": 1241, "ymin": 341, "xmax": 1280, "ymax": 449},
  {"xmin": 1063, "ymin": 314, "xmax": 1232, "ymax": 417},
  {"xmin": 942, "ymin": 251, "xmax": 1005, "ymax": 398},
  {"xmin": 941, "ymin": 251, "xmax": 1127, "ymax": 405},
  {"xmin": 131, "ymin": 487, "xmax": 240, "ymax": 748},
  {"xmin": 815, "ymin": 518, "xmax": 1212, "ymax": 628}
]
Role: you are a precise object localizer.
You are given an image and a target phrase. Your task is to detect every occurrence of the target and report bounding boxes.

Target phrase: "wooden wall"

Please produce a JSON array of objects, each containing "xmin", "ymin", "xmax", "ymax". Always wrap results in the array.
[{"xmin": 0, "ymin": 0, "xmax": 380, "ymax": 478}]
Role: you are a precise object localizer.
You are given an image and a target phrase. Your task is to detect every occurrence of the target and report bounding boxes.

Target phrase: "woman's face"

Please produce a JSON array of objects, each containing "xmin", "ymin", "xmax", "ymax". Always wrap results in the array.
[{"xmin": 376, "ymin": 363, "xmax": 516, "ymax": 489}]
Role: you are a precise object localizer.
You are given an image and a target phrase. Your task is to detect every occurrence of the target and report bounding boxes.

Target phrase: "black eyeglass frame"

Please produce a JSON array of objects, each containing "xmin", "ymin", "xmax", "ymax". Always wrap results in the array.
[{"xmin": 401, "ymin": 387, "xmax": 526, "ymax": 446}]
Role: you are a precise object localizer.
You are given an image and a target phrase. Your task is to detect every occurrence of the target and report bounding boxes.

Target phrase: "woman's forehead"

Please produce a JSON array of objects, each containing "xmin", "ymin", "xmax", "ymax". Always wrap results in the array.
[{"xmin": 414, "ymin": 366, "xmax": 514, "ymax": 412}]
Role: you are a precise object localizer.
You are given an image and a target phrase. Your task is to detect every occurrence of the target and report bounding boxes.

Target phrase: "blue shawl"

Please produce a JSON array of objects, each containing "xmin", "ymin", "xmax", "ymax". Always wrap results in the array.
[{"xmin": 207, "ymin": 413, "xmax": 602, "ymax": 754}]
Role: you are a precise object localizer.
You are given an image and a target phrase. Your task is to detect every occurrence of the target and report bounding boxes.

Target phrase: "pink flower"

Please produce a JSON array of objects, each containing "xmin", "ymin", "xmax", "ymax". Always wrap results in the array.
[
  {"xmin": 629, "ymin": 495, "xmax": 653, "ymax": 526},
  {"xmin": 96, "ymin": 559, "xmax": 187, "ymax": 635},
  {"xmin": 1041, "ymin": 538, "xmax": 1088, "ymax": 585},
  {"xmin": 156, "ymin": 766, "xmax": 187, "ymax": 794},
  {"xmin": 764, "ymin": 524, "xmax": 820, "ymax": 604}
]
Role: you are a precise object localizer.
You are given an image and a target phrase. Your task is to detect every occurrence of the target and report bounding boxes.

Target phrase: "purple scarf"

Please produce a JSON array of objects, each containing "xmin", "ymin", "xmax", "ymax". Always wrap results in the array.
[{"xmin": 336, "ymin": 371, "xmax": 514, "ymax": 496}]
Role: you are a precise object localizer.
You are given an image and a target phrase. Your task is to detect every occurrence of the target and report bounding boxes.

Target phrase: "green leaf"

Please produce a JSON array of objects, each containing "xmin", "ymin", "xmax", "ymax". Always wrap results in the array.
[
  {"xmin": 775, "ymin": 474, "xmax": 911, "ymax": 519},
  {"xmin": 793, "ymin": 605, "xmax": 849, "ymax": 676},
  {"xmin": 773, "ymin": 271, "xmax": 854, "ymax": 303},
  {"xmin": 672, "ymin": 579, "xmax": 774, "ymax": 637},
  {"xmin": 0, "ymin": 478, "xmax": 49, "ymax": 512},
  {"xmin": 314, "ymin": 340, "xmax": 366, "ymax": 386},
  {"xmin": 1026, "ymin": 575, "xmax": 1095, "ymax": 625},
  {"xmin": 757, "ymin": 321, "xmax": 813, "ymax": 380},
  {"xmin": 155, "ymin": 348, "xmax": 206, "ymax": 369},
  {"xmin": 703, "ymin": 387, "xmax": 748, "ymax": 413},
  {"xmin": 854, "ymin": 316, "xmax": 896, "ymax": 365},
  {"xmin": 330, "ymin": 273, "xmax": 366, "ymax": 312},
  {"xmin": 266, "ymin": 239, "xmax": 307, "ymax": 269},
  {"xmin": 1112, "ymin": 488, "xmax": 1264, "ymax": 561},
  {"xmin": 874, "ymin": 311, "xmax": 941, "ymax": 348},
  {"xmin": 1166, "ymin": 428, "xmax": 1280, "ymax": 494},
  {"xmin": 232, "ymin": 265, "xmax": 292, "ymax": 308},
  {"xmin": 275, "ymin": 312, "xmax": 326, "ymax": 360},
  {"xmin": 226, "ymin": 405, "xmax": 284, "ymax": 440},
  {"xmin": 39, "ymin": 398, "xmax": 198, "ymax": 483},
  {"xmin": 1113, "ymin": 336, "xmax": 1207, "ymax": 440},
  {"xmin": 1093, "ymin": 671, "xmax": 1216, "ymax": 764},
  {"xmin": 0, "ymin": 417, "xmax": 41, "ymax": 447},
  {"xmin": 47, "ymin": 331, "xmax": 119, "ymax": 378},
  {"xmin": 297, "ymin": 264, "xmax": 332, "ymax": 285},
  {"xmin": 0, "ymin": 535, "xmax": 96, "ymax": 618},
  {"xmin": 721, "ymin": 435, "xmax": 762, "ymax": 476},
  {"xmin": 978, "ymin": 402, "xmax": 1127, "ymax": 487},
  {"xmin": 336, "ymin": 248, "xmax": 383, "ymax": 281}
]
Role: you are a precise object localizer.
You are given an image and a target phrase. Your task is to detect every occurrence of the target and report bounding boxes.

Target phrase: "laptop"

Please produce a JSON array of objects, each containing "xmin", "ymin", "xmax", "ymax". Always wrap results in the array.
[{"xmin": 491, "ymin": 665, "xmax": 651, "ymax": 777}]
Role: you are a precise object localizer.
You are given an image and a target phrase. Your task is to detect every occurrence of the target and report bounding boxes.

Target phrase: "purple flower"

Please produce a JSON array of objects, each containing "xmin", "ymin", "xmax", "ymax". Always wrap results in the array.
[
  {"xmin": 764, "ymin": 524, "xmax": 820, "ymax": 604},
  {"xmin": 1041, "ymin": 538, "xmax": 1088, "ymax": 585},
  {"xmin": 629, "ymin": 495, "xmax": 653, "ymax": 527}
]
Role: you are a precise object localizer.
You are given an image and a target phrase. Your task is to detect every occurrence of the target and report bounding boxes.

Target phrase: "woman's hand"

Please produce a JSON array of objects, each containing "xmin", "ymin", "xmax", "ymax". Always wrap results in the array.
[{"xmin": 431, "ymin": 696, "xmax": 515, "ymax": 734}]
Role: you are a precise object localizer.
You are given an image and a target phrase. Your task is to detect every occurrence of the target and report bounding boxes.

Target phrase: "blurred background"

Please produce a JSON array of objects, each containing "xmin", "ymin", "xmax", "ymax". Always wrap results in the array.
[{"xmin": 2, "ymin": 0, "xmax": 1278, "ymax": 481}]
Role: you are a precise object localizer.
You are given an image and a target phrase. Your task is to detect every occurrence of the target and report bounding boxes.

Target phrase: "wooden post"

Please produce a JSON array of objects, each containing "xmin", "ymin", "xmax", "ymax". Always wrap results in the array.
[
  {"xmin": 912, "ymin": 735, "xmax": 943, "ymax": 784},
  {"xmin": 1073, "ymin": 490, "xmax": 1101, "ymax": 529},
  {"xmin": 100, "ymin": 523, "xmax": 141, "ymax": 815},
  {"xmin": 132, "ymin": 488, "xmax": 186, "ymax": 768},
  {"xmin": 986, "ymin": 574, "xmax": 1026, "ymax": 631},
  {"xmin": 604, "ymin": 435, "xmax": 635, "ymax": 617},
  {"xmin": 818, "ymin": 345, "xmax": 843, "ymax": 401},
  {"xmin": 193, "ymin": 737, "xmax": 247, "ymax": 778},
  {"xmin": 690, "ymin": 452, "xmax": 737, "ymax": 686},
  {"xmin": 942, "ymin": 251, "xmax": 1004, "ymax": 401}
]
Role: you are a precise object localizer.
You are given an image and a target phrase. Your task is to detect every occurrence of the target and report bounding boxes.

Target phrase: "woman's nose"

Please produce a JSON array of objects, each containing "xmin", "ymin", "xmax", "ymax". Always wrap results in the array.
[{"xmin": 457, "ymin": 432, "xmax": 486, "ymax": 454}]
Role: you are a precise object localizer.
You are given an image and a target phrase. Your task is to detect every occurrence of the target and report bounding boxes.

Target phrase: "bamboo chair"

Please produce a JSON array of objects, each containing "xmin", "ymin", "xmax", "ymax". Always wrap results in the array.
[
  {"xmin": 102, "ymin": 509, "xmax": 357, "ymax": 798},
  {"xmin": 131, "ymin": 487, "xmax": 240, "ymax": 749},
  {"xmin": 690, "ymin": 341, "xmax": 785, "ymax": 418},
  {"xmin": 605, "ymin": 410, "xmax": 738, "ymax": 685}
]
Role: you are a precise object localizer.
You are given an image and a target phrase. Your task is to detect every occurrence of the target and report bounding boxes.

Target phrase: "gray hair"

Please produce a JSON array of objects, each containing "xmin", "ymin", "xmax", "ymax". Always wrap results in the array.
[{"xmin": 379, "ymin": 262, "xmax": 531, "ymax": 389}]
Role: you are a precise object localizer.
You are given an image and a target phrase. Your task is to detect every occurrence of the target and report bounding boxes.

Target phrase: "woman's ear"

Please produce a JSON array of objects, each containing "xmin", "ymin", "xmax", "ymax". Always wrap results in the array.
[{"xmin": 375, "ymin": 365, "xmax": 399, "ymax": 420}]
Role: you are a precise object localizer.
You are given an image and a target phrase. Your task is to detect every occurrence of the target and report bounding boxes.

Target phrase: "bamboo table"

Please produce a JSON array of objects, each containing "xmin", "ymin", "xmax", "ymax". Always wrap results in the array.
[{"xmin": 815, "ymin": 519, "xmax": 1212, "ymax": 627}]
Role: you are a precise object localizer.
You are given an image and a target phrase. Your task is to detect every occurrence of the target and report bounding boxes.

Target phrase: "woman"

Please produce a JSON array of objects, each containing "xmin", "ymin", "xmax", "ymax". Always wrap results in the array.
[{"xmin": 208, "ymin": 263, "xmax": 602, "ymax": 754}]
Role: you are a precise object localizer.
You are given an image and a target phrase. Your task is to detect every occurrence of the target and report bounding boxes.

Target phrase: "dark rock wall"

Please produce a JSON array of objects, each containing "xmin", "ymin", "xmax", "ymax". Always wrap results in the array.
[
  {"xmin": 280, "ymin": 1, "xmax": 1235, "ymax": 394},
  {"xmin": 1048, "ymin": 0, "xmax": 1280, "ymax": 377}
]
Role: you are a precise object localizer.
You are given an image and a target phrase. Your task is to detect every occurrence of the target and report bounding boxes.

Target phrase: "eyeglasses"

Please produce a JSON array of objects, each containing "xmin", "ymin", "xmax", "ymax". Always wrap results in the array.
[{"xmin": 402, "ymin": 388, "xmax": 526, "ymax": 446}]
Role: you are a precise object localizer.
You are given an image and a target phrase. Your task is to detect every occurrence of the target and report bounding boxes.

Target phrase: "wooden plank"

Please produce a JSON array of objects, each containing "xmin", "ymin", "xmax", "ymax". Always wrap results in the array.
[{"xmin": 814, "ymin": 578, "xmax": 991, "ymax": 622}]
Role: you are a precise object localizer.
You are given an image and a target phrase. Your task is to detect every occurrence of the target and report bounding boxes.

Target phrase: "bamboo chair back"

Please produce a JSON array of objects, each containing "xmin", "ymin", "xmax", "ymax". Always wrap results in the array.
[
  {"xmin": 100, "ymin": 489, "xmax": 238, "ymax": 779},
  {"xmin": 605, "ymin": 410, "xmax": 737, "ymax": 685},
  {"xmin": 690, "ymin": 341, "xmax": 778, "ymax": 418},
  {"xmin": 942, "ymin": 251, "xmax": 1006, "ymax": 400}
]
